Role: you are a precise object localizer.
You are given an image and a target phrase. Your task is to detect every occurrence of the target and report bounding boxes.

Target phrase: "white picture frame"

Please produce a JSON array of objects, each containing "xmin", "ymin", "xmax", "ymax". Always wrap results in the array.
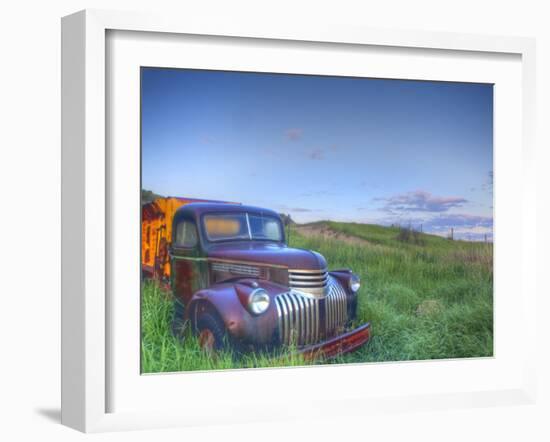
[{"xmin": 61, "ymin": 9, "xmax": 537, "ymax": 433}]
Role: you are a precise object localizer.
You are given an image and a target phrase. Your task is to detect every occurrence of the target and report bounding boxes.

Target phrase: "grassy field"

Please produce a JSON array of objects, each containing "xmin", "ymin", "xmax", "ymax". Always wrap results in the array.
[{"xmin": 141, "ymin": 222, "xmax": 493, "ymax": 373}]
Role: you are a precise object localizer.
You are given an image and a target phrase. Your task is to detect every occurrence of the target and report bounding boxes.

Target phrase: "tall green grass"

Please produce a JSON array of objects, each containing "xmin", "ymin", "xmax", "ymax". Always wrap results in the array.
[
  {"xmin": 141, "ymin": 223, "xmax": 492, "ymax": 373},
  {"xmin": 141, "ymin": 281, "xmax": 309, "ymax": 372}
]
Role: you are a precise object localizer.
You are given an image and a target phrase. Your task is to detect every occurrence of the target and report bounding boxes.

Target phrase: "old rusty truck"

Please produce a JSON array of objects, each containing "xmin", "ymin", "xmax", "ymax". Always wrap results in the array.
[{"xmin": 142, "ymin": 198, "xmax": 371, "ymax": 359}]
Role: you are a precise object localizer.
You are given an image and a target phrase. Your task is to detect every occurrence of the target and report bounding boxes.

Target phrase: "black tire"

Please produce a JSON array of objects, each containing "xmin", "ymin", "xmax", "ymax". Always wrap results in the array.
[
  {"xmin": 171, "ymin": 300, "xmax": 186, "ymax": 340},
  {"xmin": 196, "ymin": 311, "xmax": 227, "ymax": 351}
]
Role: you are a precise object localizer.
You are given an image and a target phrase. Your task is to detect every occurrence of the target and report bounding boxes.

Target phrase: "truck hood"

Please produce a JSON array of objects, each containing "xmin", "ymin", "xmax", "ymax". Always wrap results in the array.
[{"xmin": 207, "ymin": 242, "xmax": 327, "ymax": 271}]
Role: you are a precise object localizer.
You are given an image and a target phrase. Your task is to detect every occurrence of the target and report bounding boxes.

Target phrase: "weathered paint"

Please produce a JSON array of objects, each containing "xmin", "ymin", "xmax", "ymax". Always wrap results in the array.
[{"xmin": 300, "ymin": 322, "xmax": 371, "ymax": 361}]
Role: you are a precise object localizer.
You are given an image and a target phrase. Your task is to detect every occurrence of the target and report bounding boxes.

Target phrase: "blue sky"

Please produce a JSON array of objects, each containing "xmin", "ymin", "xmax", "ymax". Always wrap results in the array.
[{"xmin": 142, "ymin": 68, "xmax": 493, "ymax": 241}]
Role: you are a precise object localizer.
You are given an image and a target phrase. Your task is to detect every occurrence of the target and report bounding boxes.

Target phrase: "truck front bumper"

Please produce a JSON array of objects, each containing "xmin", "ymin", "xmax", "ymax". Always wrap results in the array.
[{"xmin": 298, "ymin": 322, "xmax": 371, "ymax": 361}]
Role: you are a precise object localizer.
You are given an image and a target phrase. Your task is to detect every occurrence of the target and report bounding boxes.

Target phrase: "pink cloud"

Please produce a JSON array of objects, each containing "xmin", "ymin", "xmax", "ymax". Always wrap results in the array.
[
  {"xmin": 380, "ymin": 190, "xmax": 467, "ymax": 213},
  {"xmin": 307, "ymin": 148, "xmax": 325, "ymax": 160},
  {"xmin": 285, "ymin": 128, "xmax": 303, "ymax": 141}
]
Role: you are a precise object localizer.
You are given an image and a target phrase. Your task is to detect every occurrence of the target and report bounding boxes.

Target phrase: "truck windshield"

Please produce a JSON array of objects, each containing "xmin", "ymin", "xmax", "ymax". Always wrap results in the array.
[{"xmin": 203, "ymin": 213, "xmax": 283, "ymax": 242}]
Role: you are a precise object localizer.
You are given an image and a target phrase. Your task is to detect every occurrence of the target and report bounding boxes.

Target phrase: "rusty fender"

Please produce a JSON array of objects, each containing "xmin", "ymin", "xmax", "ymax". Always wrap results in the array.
[{"xmin": 186, "ymin": 279, "xmax": 287, "ymax": 345}]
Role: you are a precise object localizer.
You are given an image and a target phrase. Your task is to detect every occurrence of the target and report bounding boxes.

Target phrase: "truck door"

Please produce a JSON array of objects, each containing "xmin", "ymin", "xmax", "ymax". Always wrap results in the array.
[{"xmin": 170, "ymin": 220, "xmax": 207, "ymax": 305}]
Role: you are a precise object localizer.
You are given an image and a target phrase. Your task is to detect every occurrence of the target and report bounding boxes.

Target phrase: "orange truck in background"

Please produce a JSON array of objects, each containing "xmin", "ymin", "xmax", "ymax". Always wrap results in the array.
[{"xmin": 141, "ymin": 196, "xmax": 237, "ymax": 280}]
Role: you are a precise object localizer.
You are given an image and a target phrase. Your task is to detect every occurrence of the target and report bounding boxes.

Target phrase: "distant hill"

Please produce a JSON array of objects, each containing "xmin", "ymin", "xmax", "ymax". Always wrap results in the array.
[{"xmin": 293, "ymin": 220, "xmax": 484, "ymax": 247}]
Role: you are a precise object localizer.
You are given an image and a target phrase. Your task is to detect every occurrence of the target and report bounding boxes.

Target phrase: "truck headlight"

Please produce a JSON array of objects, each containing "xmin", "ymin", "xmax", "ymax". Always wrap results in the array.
[
  {"xmin": 349, "ymin": 274, "xmax": 361, "ymax": 293},
  {"xmin": 247, "ymin": 288, "xmax": 270, "ymax": 315}
]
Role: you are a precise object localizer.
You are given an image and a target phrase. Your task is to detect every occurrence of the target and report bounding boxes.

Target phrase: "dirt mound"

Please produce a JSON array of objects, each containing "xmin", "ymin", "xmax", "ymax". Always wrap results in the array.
[{"xmin": 295, "ymin": 224, "xmax": 371, "ymax": 246}]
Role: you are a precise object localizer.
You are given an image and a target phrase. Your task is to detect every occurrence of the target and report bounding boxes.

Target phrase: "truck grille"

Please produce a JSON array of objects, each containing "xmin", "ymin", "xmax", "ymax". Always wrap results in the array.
[
  {"xmin": 275, "ymin": 291, "xmax": 320, "ymax": 346},
  {"xmin": 288, "ymin": 268, "xmax": 329, "ymax": 296},
  {"xmin": 324, "ymin": 276, "xmax": 348, "ymax": 336},
  {"xmin": 211, "ymin": 262, "xmax": 264, "ymax": 278},
  {"xmin": 275, "ymin": 276, "xmax": 348, "ymax": 347}
]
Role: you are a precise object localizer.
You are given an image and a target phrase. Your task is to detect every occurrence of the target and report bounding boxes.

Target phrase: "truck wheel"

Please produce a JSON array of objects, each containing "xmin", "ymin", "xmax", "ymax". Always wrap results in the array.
[{"xmin": 196, "ymin": 312, "xmax": 227, "ymax": 352}]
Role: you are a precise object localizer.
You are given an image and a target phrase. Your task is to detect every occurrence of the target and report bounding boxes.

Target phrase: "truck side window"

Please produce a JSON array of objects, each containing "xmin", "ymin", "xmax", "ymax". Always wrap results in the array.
[{"xmin": 175, "ymin": 221, "xmax": 198, "ymax": 248}]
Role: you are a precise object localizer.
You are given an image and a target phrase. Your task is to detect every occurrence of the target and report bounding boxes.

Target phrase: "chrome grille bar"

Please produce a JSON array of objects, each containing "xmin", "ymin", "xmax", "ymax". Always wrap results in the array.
[
  {"xmin": 289, "ymin": 274, "xmax": 329, "ymax": 280},
  {"xmin": 275, "ymin": 276, "xmax": 348, "ymax": 346},
  {"xmin": 288, "ymin": 280, "xmax": 329, "ymax": 287},
  {"xmin": 288, "ymin": 268, "xmax": 330, "ymax": 296},
  {"xmin": 325, "ymin": 277, "xmax": 348, "ymax": 335},
  {"xmin": 211, "ymin": 262, "xmax": 260, "ymax": 277}
]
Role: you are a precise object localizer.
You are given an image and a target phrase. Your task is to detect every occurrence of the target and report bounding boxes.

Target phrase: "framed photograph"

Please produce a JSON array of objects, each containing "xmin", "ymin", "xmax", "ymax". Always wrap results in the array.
[{"xmin": 61, "ymin": 9, "xmax": 537, "ymax": 432}]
